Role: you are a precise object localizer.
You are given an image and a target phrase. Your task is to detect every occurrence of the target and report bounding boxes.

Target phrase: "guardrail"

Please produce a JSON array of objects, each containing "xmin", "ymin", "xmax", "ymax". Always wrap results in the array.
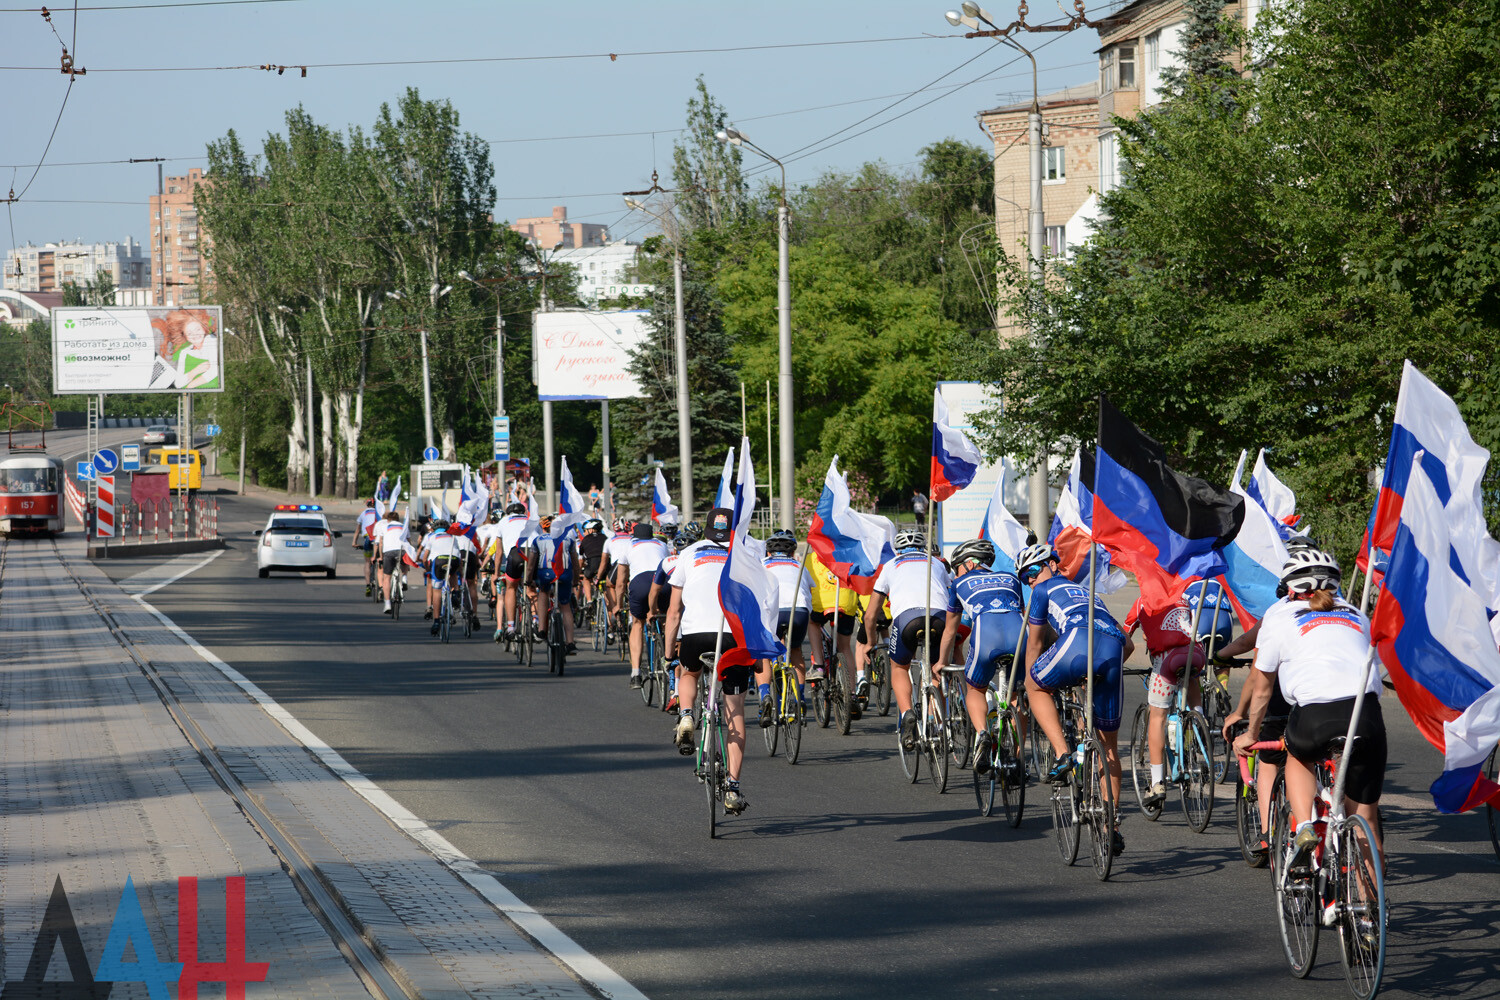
[{"xmin": 117, "ymin": 498, "xmax": 219, "ymax": 543}]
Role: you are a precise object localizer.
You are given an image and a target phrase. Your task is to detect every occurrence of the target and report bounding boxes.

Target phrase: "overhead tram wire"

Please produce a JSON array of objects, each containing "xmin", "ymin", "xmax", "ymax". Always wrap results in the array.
[{"xmin": 1, "ymin": 0, "xmax": 304, "ymax": 10}]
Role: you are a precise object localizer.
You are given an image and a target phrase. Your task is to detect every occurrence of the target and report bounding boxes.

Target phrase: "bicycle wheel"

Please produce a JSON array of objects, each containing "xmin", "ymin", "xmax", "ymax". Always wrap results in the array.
[
  {"xmin": 783, "ymin": 687, "xmax": 804, "ymax": 765},
  {"xmin": 1180, "ymin": 710, "xmax": 1215, "ymax": 834},
  {"xmin": 439, "ymin": 591, "xmax": 452, "ymax": 644},
  {"xmin": 1046, "ymin": 741, "xmax": 1081, "ymax": 865},
  {"xmin": 592, "ymin": 599, "xmax": 606, "ymax": 652},
  {"xmin": 392, "ymin": 582, "xmax": 401, "ymax": 620},
  {"xmin": 1208, "ymin": 684, "xmax": 1234, "ymax": 783},
  {"xmin": 874, "ymin": 650, "xmax": 893, "ymax": 716},
  {"xmin": 999, "ymin": 708, "xmax": 1025, "ymax": 829},
  {"xmin": 550, "ymin": 612, "xmax": 565, "ymax": 676},
  {"xmin": 1237, "ymin": 765, "xmax": 1267, "ymax": 868},
  {"xmin": 1274, "ymin": 783, "xmax": 1319, "ymax": 978},
  {"xmin": 947, "ymin": 680, "xmax": 974, "ymax": 770},
  {"xmin": 973, "ymin": 733, "xmax": 998, "ymax": 818},
  {"xmin": 924, "ymin": 687, "xmax": 950, "ymax": 794},
  {"xmin": 1487, "ymin": 745, "xmax": 1500, "ymax": 863},
  {"xmin": 1337, "ymin": 814, "xmax": 1386, "ymax": 1000},
  {"xmin": 832, "ymin": 666, "xmax": 851, "ymax": 736},
  {"xmin": 1086, "ymin": 739, "xmax": 1115, "ymax": 882},
  {"xmin": 1130, "ymin": 704, "xmax": 1161, "ymax": 821},
  {"xmin": 762, "ymin": 670, "xmax": 781, "ymax": 757},
  {"xmin": 704, "ymin": 718, "xmax": 720, "ymax": 839},
  {"xmin": 899, "ymin": 695, "xmax": 921, "ymax": 783},
  {"xmin": 814, "ymin": 677, "xmax": 832, "ymax": 729}
]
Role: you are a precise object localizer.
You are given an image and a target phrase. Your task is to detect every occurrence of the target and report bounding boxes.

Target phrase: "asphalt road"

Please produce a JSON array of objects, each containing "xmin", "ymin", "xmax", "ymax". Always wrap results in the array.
[{"xmin": 88, "ymin": 486, "xmax": 1500, "ymax": 1000}]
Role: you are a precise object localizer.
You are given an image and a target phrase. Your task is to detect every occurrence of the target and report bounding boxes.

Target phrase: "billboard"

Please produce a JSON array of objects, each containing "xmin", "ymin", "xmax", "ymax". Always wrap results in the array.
[
  {"xmin": 52, "ymin": 306, "xmax": 224, "ymax": 394},
  {"xmin": 533, "ymin": 309, "xmax": 650, "ymax": 401}
]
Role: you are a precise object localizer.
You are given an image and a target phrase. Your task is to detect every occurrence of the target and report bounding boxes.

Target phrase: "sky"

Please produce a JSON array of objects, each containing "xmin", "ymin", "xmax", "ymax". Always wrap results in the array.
[{"xmin": 2, "ymin": 0, "xmax": 1113, "ymax": 254}]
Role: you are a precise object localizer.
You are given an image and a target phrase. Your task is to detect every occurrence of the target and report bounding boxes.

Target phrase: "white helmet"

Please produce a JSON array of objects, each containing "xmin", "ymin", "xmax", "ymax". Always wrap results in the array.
[
  {"xmin": 1280, "ymin": 548, "xmax": 1340, "ymax": 593},
  {"xmin": 1015, "ymin": 542, "xmax": 1058, "ymax": 579},
  {"xmin": 894, "ymin": 528, "xmax": 926, "ymax": 552}
]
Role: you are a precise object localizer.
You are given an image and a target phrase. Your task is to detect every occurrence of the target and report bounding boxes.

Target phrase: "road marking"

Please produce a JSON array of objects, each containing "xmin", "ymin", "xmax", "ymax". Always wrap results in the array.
[
  {"xmin": 119, "ymin": 550, "xmax": 224, "ymax": 596},
  {"xmin": 128, "ymin": 593, "xmax": 649, "ymax": 1000}
]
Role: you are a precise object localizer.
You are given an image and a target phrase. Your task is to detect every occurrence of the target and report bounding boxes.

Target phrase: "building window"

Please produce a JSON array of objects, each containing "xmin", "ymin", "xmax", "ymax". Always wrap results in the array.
[
  {"xmin": 1118, "ymin": 45, "xmax": 1136, "ymax": 88},
  {"xmin": 1099, "ymin": 133, "xmax": 1118, "ymax": 192},
  {"xmin": 1044, "ymin": 226, "xmax": 1066, "ymax": 258},
  {"xmin": 1146, "ymin": 30, "xmax": 1160, "ymax": 73},
  {"xmin": 1099, "ymin": 49, "xmax": 1115, "ymax": 94},
  {"xmin": 1044, "ymin": 146, "xmax": 1066, "ymax": 183}
]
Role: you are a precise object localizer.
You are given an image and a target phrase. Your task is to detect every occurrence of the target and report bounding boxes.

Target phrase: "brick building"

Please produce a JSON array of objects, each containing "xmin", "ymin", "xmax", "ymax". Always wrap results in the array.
[
  {"xmin": 150, "ymin": 168, "xmax": 209, "ymax": 305},
  {"xmin": 509, "ymin": 206, "xmax": 608, "ymax": 250}
]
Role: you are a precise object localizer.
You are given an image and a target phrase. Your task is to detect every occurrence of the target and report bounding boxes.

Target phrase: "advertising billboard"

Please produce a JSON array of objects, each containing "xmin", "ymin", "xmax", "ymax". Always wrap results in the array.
[
  {"xmin": 52, "ymin": 306, "xmax": 224, "ymax": 394},
  {"xmin": 533, "ymin": 309, "xmax": 650, "ymax": 401}
]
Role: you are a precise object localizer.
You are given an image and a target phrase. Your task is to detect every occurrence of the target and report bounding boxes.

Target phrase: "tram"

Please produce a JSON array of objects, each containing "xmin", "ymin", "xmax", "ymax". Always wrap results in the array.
[{"xmin": 0, "ymin": 453, "xmax": 65, "ymax": 535}]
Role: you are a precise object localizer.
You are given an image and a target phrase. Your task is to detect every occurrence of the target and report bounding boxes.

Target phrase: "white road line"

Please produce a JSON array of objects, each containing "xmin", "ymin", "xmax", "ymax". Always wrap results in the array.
[
  {"xmin": 128, "ymin": 593, "xmax": 649, "ymax": 1000},
  {"xmin": 120, "ymin": 550, "xmax": 224, "ymax": 596}
]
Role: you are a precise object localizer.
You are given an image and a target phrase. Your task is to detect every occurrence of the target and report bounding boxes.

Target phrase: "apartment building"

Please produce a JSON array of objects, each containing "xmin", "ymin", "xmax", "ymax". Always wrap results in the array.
[
  {"xmin": 550, "ymin": 241, "xmax": 646, "ymax": 302},
  {"xmin": 150, "ymin": 168, "xmax": 209, "ymax": 306},
  {"xmin": 510, "ymin": 206, "xmax": 609, "ymax": 250},
  {"xmin": 3, "ymin": 238, "xmax": 151, "ymax": 294}
]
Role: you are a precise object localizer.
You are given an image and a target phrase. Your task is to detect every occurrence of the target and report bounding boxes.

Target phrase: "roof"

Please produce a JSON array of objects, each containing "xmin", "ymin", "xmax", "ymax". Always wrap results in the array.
[{"xmin": 981, "ymin": 81, "xmax": 1100, "ymax": 116}]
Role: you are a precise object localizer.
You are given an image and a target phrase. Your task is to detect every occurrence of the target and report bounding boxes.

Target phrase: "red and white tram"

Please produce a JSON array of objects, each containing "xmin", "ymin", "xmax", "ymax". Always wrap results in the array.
[{"xmin": 0, "ymin": 453, "xmax": 65, "ymax": 535}]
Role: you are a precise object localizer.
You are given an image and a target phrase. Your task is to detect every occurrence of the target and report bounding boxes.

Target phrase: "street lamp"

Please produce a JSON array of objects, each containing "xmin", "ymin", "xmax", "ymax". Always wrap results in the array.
[
  {"xmin": 459, "ymin": 268, "xmax": 509, "ymax": 502},
  {"xmin": 387, "ymin": 286, "xmax": 449, "ymax": 455},
  {"xmin": 715, "ymin": 126, "xmax": 794, "ymax": 529},
  {"xmin": 624, "ymin": 196, "xmax": 694, "ymax": 518},
  {"xmin": 944, "ymin": 3, "xmax": 1050, "ymax": 536}
]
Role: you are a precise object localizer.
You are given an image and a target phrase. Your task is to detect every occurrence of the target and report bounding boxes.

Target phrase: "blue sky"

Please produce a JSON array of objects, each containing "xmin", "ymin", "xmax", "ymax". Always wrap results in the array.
[{"xmin": 3, "ymin": 0, "xmax": 1109, "ymax": 252}]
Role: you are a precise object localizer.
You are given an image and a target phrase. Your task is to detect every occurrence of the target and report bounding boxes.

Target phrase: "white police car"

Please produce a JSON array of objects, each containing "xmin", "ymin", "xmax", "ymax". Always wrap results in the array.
[{"xmin": 255, "ymin": 504, "xmax": 341, "ymax": 578}]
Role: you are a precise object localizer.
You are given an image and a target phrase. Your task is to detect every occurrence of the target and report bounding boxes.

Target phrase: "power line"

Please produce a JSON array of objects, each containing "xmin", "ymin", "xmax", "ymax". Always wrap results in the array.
[{"xmin": 1, "ymin": 0, "xmax": 302, "ymax": 9}]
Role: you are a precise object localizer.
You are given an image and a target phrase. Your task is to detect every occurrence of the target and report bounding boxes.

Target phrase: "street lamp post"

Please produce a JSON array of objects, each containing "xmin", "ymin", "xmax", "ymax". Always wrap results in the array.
[
  {"xmin": 716, "ymin": 127, "xmax": 793, "ymax": 529},
  {"xmin": 946, "ymin": 3, "xmax": 1050, "ymax": 534},
  {"xmin": 459, "ymin": 269, "xmax": 508, "ymax": 502},
  {"xmin": 387, "ymin": 285, "xmax": 451, "ymax": 457},
  {"xmin": 624, "ymin": 197, "xmax": 694, "ymax": 518}
]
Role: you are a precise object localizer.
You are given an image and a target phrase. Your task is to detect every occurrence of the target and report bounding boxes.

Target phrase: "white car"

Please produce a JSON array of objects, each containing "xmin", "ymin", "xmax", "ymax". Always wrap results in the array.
[
  {"xmin": 255, "ymin": 504, "xmax": 341, "ymax": 578},
  {"xmin": 142, "ymin": 424, "xmax": 177, "ymax": 445}
]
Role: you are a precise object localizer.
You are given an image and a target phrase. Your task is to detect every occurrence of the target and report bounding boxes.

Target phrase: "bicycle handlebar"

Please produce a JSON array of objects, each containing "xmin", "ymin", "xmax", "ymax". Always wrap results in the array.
[{"xmin": 1237, "ymin": 738, "xmax": 1286, "ymax": 784}]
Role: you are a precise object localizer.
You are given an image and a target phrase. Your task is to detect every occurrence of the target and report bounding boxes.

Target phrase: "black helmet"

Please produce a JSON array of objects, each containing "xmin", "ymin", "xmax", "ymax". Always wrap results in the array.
[
  {"xmin": 433, "ymin": 518, "xmax": 451, "ymax": 530},
  {"xmin": 488, "ymin": 510, "xmax": 501, "ymax": 524},
  {"xmin": 952, "ymin": 538, "xmax": 995, "ymax": 569},
  {"xmin": 678, "ymin": 520, "xmax": 703, "ymax": 547},
  {"xmin": 505, "ymin": 502, "xmax": 527, "ymax": 516},
  {"xmin": 766, "ymin": 529, "xmax": 797, "ymax": 556}
]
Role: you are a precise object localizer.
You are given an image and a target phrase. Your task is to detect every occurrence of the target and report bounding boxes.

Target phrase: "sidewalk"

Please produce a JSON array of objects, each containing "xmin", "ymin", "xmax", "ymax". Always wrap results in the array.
[{"xmin": 0, "ymin": 538, "xmax": 620, "ymax": 999}]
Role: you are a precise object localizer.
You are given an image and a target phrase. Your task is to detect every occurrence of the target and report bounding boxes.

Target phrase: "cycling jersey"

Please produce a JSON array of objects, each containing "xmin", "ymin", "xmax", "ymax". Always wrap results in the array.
[
  {"xmin": 499, "ymin": 514, "xmax": 530, "ymax": 554},
  {"xmin": 872, "ymin": 552, "xmax": 959, "ymax": 619},
  {"xmin": 667, "ymin": 541, "xmax": 730, "ymax": 635},
  {"xmin": 1123, "ymin": 596, "xmax": 1193, "ymax": 656},
  {"xmin": 1185, "ymin": 579, "xmax": 1235, "ymax": 645},
  {"xmin": 952, "ymin": 569, "xmax": 1026, "ymax": 690},
  {"xmin": 426, "ymin": 532, "xmax": 458, "ymax": 560},
  {"xmin": 355, "ymin": 509, "xmax": 380, "ymax": 542},
  {"xmin": 1026, "ymin": 576, "xmax": 1126, "ymax": 639},
  {"xmin": 765, "ymin": 555, "xmax": 812, "ymax": 611},
  {"xmin": 603, "ymin": 533, "xmax": 632, "ymax": 571},
  {"xmin": 579, "ymin": 531, "xmax": 606, "ymax": 566},
  {"xmin": 377, "ymin": 520, "xmax": 406, "ymax": 553},
  {"xmin": 476, "ymin": 522, "xmax": 504, "ymax": 558},
  {"xmin": 1254, "ymin": 597, "xmax": 1380, "ymax": 706},
  {"xmin": 809, "ymin": 561, "xmax": 858, "ymax": 616},
  {"xmin": 625, "ymin": 537, "xmax": 669, "ymax": 581}
]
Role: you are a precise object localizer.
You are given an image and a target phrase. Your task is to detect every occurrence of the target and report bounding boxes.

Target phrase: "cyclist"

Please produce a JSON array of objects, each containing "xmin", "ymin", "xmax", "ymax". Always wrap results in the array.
[
  {"xmin": 623, "ymin": 522, "xmax": 670, "ymax": 688},
  {"xmin": 1124, "ymin": 591, "xmax": 1205, "ymax": 809},
  {"xmin": 424, "ymin": 519, "xmax": 461, "ymax": 636},
  {"xmin": 477, "ymin": 510, "xmax": 505, "ymax": 613},
  {"xmin": 529, "ymin": 515, "xmax": 581, "ymax": 654},
  {"xmin": 663, "ymin": 507, "xmax": 750, "ymax": 814},
  {"xmin": 810, "ymin": 553, "xmax": 858, "ymax": 693},
  {"xmin": 934, "ymin": 538, "xmax": 1026, "ymax": 773},
  {"xmin": 862, "ymin": 529, "xmax": 958, "ymax": 752},
  {"xmin": 597, "ymin": 518, "xmax": 632, "ymax": 625},
  {"xmin": 451, "ymin": 520, "xmax": 482, "ymax": 631},
  {"xmin": 496, "ymin": 501, "xmax": 532, "ymax": 643},
  {"xmin": 577, "ymin": 518, "xmax": 607, "ymax": 611},
  {"xmin": 1232, "ymin": 548, "xmax": 1386, "ymax": 864},
  {"xmin": 376, "ymin": 510, "xmax": 406, "ymax": 614},
  {"xmin": 354, "ymin": 499, "xmax": 380, "ymax": 596},
  {"xmin": 759, "ymin": 529, "xmax": 812, "ymax": 727},
  {"xmin": 655, "ymin": 522, "xmax": 701, "ymax": 713},
  {"xmin": 1019, "ymin": 542, "xmax": 1134, "ymax": 856}
]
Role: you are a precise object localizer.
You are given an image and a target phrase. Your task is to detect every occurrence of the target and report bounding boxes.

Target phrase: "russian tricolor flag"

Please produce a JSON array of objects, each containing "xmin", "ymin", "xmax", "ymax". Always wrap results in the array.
[
  {"xmin": 807, "ymin": 456, "xmax": 895, "ymax": 595},
  {"xmin": 1092, "ymin": 396, "xmax": 1245, "ymax": 614},
  {"xmin": 930, "ymin": 388, "xmax": 981, "ymax": 503},
  {"xmin": 978, "ymin": 465, "xmax": 1028, "ymax": 575},
  {"xmin": 651, "ymin": 468, "xmax": 680, "ymax": 525},
  {"xmin": 1373, "ymin": 452, "xmax": 1500, "ymax": 813},
  {"xmin": 1048, "ymin": 449, "xmax": 1096, "ymax": 580},
  {"xmin": 714, "ymin": 447, "xmax": 735, "ymax": 510},
  {"xmin": 559, "ymin": 456, "xmax": 586, "ymax": 515},
  {"xmin": 717, "ymin": 437, "xmax": 786, "ymax": 670},
  {"xmin": 1216, "ymin": 474, "xmax": 1288, "ymax": 628},
  {"xmin": 1247, "ymin": 448, "xmax": 1298, "ymax": 538}
]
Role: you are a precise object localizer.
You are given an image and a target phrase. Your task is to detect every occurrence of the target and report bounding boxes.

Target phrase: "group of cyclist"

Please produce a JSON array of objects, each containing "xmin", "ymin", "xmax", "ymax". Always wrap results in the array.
[{"xmin": 353, "ymin": 489, "xmax": 1388, "ymax": 875}]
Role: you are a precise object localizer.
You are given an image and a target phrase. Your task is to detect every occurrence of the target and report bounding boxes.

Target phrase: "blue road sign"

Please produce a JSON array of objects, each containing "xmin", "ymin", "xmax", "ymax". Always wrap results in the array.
[
  {"xmin": 121, "ymin": 444, "xmax": 141, "ymax": 472},
  {"xmin": 422, "ymin": 446, "xmax": 440, "ymax": 462},
  {"xmin": 77, "ymin": 462, "xmax": 96, "ymax": 481},
  {"xmin": 205, "ymin": 423, "xmax": 222, "ymax": 437},
  {"xmin": 492, "ymin": 415, "xmax": 511, "ymax": 462},
  {"xmin": 93, "ymin": 449, "xmax": 119, "ymax": 475}
]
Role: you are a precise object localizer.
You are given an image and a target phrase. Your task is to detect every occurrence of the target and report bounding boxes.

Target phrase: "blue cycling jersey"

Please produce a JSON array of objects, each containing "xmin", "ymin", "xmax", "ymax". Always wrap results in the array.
[
  {"xmin": 952, "ymin": 569, "xmax": 1025, "ymax": 619},
  {"xmin": 1027, "ymin": 575, "xmax": 1125, "ymax": 639}
]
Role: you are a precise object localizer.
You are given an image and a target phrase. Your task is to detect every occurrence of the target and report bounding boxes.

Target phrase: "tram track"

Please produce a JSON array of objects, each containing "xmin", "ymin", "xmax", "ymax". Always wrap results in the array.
[{"xmin": 45, "ymin": 537, "xmax": 418, "ymax": 1000}]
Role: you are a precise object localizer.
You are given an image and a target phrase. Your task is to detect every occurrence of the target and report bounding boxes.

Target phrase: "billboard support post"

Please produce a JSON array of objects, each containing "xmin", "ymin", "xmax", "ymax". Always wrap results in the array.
[
  {"xmin": 542, "ymin": 400, "xmax": 556, "ymax": 514},
  {"xmin": 601, "ymin": 401, "xmax": 612, "ymax": 518}
]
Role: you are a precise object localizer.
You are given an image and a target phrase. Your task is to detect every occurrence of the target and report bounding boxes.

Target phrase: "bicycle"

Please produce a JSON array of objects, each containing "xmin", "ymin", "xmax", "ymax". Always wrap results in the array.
[
  {"xmin": 693, "ymin": 651, "xmax": 732, "ymax": 838},
  {"xmin": 1127, "ymin": 667, "xmax": 1215, "ymax": 832},
  {"xmin": 810, "ymin": 632, "xmax": 851, "ymax": 735},
  {"xmin": 640, "ymin": 618, "xmax": 663, "ymax": 706},
  {"xmin": 389, "ymin": 566, "xmax": 404, "ymax": 620},
  {"xmin": 514, "ymin": 586, "xmax": 535, "ymax": 667},
  {"xmin": 760, "ymin": 653, "xmax": 805, "ymax": 764},
  {"xmin": 1200, "ymin": 649, "xmax": 1239, "ymax": 783},
  {"xmin": 973, "ymin": 646, "xmax": 1028, "ymax": 828},
  {"xmin": 867, "ymin": 645, "xmax": 893, "ymax": 716},
  {"xmin": 941, "ymin": 664, "xmax": 975, "ymax": 770},
  {"xmin": 1043, "ymin": 684, "xmax": 1117, "ymax": 881},
  {"xmin": 897, "ymin": 638, "xmax": 950, "ymax": 794},
  {"xmin": 546, "ymin": 582, "xmax": 568, "ymax": 676},
  {"xmin": 1230, "ymin": 722, "xmax": 1278, "ymax": 868},
  {"xmin": 591, "ymin": 589, "xmax": 609, "ymax": 653},
  {"xmin": 1259, "ymin": 731, "xmax": 1386, "ymax": 1000}
]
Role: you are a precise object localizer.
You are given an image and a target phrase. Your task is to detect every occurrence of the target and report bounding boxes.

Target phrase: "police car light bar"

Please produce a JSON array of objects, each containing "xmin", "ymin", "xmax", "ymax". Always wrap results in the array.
[{"xmin": 273, "ymin": 504, "xmax": 323, "ymax": 511}]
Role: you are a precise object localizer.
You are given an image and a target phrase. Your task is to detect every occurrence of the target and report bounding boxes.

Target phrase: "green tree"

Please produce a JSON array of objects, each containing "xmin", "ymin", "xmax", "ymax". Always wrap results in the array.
[{"xmin": 670, "ymin": 76, "xmax": 748, "ymax": 231}]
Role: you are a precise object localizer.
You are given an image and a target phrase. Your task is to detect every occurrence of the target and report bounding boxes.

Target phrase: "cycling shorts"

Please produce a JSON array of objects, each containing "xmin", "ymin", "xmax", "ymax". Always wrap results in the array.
[
  {"xmin": 963, "ymin": 612, "xmax": 1025, "ymax": 691},
  {"xmin": 582, "ymin": 555, "xmax": 600, "ymax": 579},
  {"xmin": 678, "ymin": 631, "xmax": 750, "ymax": 696},
  {"xmin": 1146, "ymin": 644, "xmax": 1207, "ymax": 709},
  {"xmin": 433, "ymin": 555, "xmax": 462, "ymax": 581},
  {"xmin": 1286, "ymin": 697, "xmax": 1386, "ymax": 805},
  {"xmin": 652, "ymin": 582, "xmax": 672, "ymax": 617},
  {"xmin": 538, "ymin": 574, "xmax": 573, "ymax": 605},
  {"xmin": 776, "ymin": 608, "xmax": 809, "ymax": 649},
  {"xmin": 380, "ymin": 551, "xmax": 401, "ymax": 576},
  {"xmin": 503, "ymin": 547, "xmax": 527, "ymax": 583},
  {"xmin": 1030, "ymin": 629, "xmax": 1126, "ymax": 733},
  {"xmin": 889, "ymin": 609, "xmax": 946, "ymax": 666},
  {"xmin": 810, "ymin": 609, "xmax": 855, "ymax": 636},
  {"xmin": 362, "ymin": 538, "xmax": 374, "ymax": 556},
  {"xmin": 628, "ymin": 572, "xmax": 654, "ymax": 620}
]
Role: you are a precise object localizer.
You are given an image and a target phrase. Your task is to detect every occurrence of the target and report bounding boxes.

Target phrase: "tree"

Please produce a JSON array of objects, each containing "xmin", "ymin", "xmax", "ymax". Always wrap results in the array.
[
  {"xmin": 1160, "ymin": 0, "xmax": 1239, "ymax": 94},
  {"xmin": 670, "ymin": 76, "xmax": 748, "ymax": 231}
]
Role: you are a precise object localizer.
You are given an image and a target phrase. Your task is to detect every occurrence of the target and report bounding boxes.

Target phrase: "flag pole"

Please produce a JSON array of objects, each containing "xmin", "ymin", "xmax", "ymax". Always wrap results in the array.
[{"xmin": 1086, "ymin": 395, "xmax": 1103, "ymax": 736}]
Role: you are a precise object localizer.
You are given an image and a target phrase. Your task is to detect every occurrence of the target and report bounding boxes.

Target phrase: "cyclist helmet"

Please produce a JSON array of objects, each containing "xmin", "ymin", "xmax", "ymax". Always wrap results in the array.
[
  {"xmin": 1283, "ymin": 533, "xmax": 1318, "ymax": 552},
  {"xmin": 1015, "ymin": 542, "xmax": 1058, "ymax": 580},
  {"xmin": 487, "ymin": 510, "xmax": 501, "ymax": 523},
  {"xmin": 1280, "ymin": 548, "xmax": 1340, "ymax": 593},
  {"xmin": 766, "ymin": 529, "xmax": 798, "ymax": 556},
  {"xmin": 539, "ymin": 514, "xmax": 554, "ymax": 530},
  {"xmin": 505, "ymin": 502, "xmax": 527, "ymax": 516},
  {"xmin": 657, "ymin": 523, "xmax": 679, "ymax": 541},
  {"xmin": 584, "ymin": 518, "xmax": 604, "ymax": 532},
  {"xmin": 951, "ymin": 538, "xmax": 995, "ymax": 570},
  {"xmin": 366, "ymin": 498, "xmax": 377, "ymax": 508},
  {"xmin": 893, "ymin": 528, "xmax": 926, "ymax": 552},
  {"xmin": 432, "ymin": 518, "xmax": 450, "ymax": 531},
  {"xmin": 678, "ymin": 521, "xmax": 703, "ymax": 546},
  {"xmin": 611, "ymin": 517, "xmax": 626, "ymax": 532}
]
